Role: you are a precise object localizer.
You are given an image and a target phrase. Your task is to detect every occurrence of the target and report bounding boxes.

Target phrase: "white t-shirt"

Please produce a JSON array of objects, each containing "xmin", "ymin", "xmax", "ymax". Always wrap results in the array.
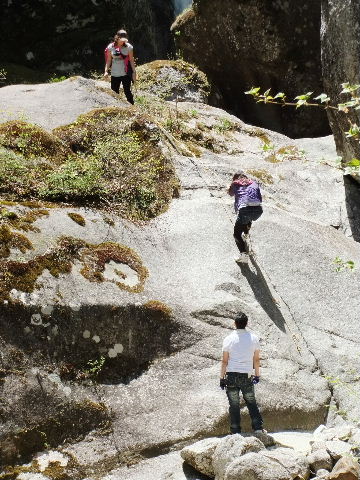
[
  {"xmin": 107, "ymin": 43, "xmax": 133, "ymax": 77},
  {"xmin": 222, "ymin": 329, "xmax": 260, "ymax": 373}
]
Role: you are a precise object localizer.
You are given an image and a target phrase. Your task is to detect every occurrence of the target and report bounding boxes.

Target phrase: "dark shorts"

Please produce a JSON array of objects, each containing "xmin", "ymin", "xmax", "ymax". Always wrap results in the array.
[{"xmin": 236, "ymin": 205, "xmax": 263, "ymax": 224}]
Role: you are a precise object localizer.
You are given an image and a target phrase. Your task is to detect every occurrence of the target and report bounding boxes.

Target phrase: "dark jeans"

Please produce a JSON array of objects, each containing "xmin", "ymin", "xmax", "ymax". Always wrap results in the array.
[
  {"xmin": 111, "ymin": 75, "xmax": 134, "ymax": 104},
  {"xmin": 234, "ymin": 205, "xmax": 263, "ymax": 253},
  {"xmin": 226, "ymin": 372, "xmax": 263, "ymax": 433}
]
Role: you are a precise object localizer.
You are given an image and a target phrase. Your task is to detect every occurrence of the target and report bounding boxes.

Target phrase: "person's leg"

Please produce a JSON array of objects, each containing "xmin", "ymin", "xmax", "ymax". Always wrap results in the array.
[
  {"xmin": 226, "ymin": 387, "xmax": 242, "ymax": 433},
  {"xmin": 121, "ymin": 75, "xmax": 134, "ymax": 104},
  {"xmin": 111, "ymin": 76, "xmax": 121, "ymax": 94},
  {"xmin": 234, "ymin": 217, "xmax": 248, "ymax": 253},
  {"xmin": 240, "ymin": 379, "xmax": 263, "ymax": 431}
]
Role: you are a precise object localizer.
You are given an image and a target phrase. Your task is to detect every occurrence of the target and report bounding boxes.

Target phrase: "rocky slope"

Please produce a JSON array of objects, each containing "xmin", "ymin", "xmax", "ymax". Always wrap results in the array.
[
  {"xmin": 0, "ymin": 74, "xmax": 359, "ymax": 480},
  {"xmin": 172, "ymin": 0, "xmax": 329, "ymax": 138}
]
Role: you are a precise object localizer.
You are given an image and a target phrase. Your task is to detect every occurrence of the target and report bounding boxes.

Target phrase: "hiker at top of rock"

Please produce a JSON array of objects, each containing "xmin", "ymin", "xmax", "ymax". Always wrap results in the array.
[
  {"xmin": 104, "ymin": 29, "xmax": 136, "ymax": 105},
  {"xmin": 228, "ymin": 170, "xmax": 263, "ymax": 264},
  {"xmin": 220, "ymin": 312, "xmax": 265, "ymax": 435}
]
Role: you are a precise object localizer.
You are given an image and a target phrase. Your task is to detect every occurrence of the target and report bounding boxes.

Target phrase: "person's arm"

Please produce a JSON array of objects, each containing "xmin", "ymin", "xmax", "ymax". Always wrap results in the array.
[
  {"xmin": 128, "ymin": 48, "xmax": 136, "ymax": 82},
  {"xmin": 104, "ymin": 53, "xmax": 112, "ymax": 77},
  {"xmin": 220, "ymin": 351, "xmax": 229, "ymax": 378},
  {"xmin": 253, "ymin": 349, "xmax": 260, "ymax": 377}
]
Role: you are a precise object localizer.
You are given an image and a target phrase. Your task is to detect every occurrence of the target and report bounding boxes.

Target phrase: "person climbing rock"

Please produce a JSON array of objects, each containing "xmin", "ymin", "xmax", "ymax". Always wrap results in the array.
[
  {"xmin": 228, "ymin": 170, "xmax": 263, "ymax": 263},
  {"xmin": 220, "ymin": 312, "xmax": 265, "ymax": 435},
  {"xmin": 104, "ymin": 30, "xmax": 136, "ymax": 104}
]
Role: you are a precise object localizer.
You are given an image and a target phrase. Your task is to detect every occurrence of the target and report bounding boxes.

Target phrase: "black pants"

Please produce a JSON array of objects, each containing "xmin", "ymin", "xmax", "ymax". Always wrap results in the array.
[
  {"xmin": 226, "ymin": 372, "xmax": 263, "ymax": 433},
  {"xmin": 234, "ymin": 206, "xmax": 263, "ymax": 253},
  {"xmin": 111, "ymin": 75, "xmax": 134, "ymax": 105}
]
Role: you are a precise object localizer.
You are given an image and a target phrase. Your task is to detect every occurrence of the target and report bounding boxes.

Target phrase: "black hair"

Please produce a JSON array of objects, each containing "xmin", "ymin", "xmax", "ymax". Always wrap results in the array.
[{"xmin": 234, "ymin": 312, "xmax": 248, "ymax": 329}]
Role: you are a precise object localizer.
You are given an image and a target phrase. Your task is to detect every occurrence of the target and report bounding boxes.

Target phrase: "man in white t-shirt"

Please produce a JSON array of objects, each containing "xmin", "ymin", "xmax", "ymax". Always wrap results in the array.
[{"xmin": 220, "ymin": 312, "xmax": 264, "ymax": 434}]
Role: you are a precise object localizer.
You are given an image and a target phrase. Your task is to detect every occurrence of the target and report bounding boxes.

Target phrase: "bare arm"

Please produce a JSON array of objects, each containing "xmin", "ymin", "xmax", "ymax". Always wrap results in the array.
[
  {"xmin": 253, "ymin": 349, "xmax": 260, "ymax": 377},
  {"xmin": 104, "ymin": 54, "xmax": 112, "ymax": 77},
  {"xmin": 220, "ymin": 351, "xmax": 229, "ymax": 378},
  {"xmin": 128, "ymin": 48, "xmax": 136, "ymax": 82}
]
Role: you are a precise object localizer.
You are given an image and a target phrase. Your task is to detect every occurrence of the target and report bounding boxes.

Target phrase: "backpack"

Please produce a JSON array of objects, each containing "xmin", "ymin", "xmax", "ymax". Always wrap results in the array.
[{"xmin": 104, "ymin": 43, "xmax": 133, "ymax": 80}]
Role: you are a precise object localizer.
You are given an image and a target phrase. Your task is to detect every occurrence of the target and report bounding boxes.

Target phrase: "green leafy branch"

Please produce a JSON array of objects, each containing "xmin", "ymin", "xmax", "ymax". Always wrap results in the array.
[
  {"xmin": 245, "ymin": 83, "xmax": 360, "ymax": 173},
  {"xmin": 333, "ymin": 257, "xmax": 356, "ymax": 273}
]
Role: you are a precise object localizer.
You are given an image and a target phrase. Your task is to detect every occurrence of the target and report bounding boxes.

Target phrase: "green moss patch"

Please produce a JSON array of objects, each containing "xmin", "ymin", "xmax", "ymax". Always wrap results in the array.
[
  {"xmin": 0, "ymin": 236, "xmax": 148, "ymax": 301},
  {"xmin": 67, "ymin": 212, "xmax": 85, "ymax": 226}
]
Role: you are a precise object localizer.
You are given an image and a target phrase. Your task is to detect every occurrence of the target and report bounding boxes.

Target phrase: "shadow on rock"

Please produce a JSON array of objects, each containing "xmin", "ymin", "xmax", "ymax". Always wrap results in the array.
[
  {"xmin": 237, "ymin": 260, "xmax": 286, "ymax": 333},
  {"xmin": 344, "ymin": 175, "xmax": 360, "ymax": 242},
  {"xmin": 182, "ymin": 461, "xmax": 213, "ymax": 480},
  {"xmin": 0, "ymin": 301, "xmax": 185, "ymax": 385}
]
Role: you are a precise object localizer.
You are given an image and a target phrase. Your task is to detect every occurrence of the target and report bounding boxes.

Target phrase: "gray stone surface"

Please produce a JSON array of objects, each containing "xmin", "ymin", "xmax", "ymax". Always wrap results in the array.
[
  {"xmin": 0, "ymin": 77, "xmax": 123, "ymax": 130},
  {"xmin": 212, "ymin": 435, "xmax": 265, "ymax": 480},
  {"xmin": 1, "ymin": 78, "xmax": 360, "ymax": 477},
  {"xmin": 325, "ymin": 440, "xmax": 354, "ymax": 461},
  {"xmin": 223, "ymin": 448, "xmax": 310, "ymax": 480},
  {"xmin": 307, "ymin": 449, "xmax": 333, "ymax": 473},
  {"xmin": 180, "ymin": 437, "xmax": 220, "ymax": 477}
]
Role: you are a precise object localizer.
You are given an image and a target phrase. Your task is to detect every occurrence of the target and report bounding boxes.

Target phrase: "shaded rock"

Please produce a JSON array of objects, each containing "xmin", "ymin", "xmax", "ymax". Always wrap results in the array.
[
  {"xmin": 325, "ymin": 440, "xmax": 354, "ymax": 461},
  {"xmin": 172, "ymin": 0, "xmax": 329, "ymax": 138},
  {"xmin": 1, "ymin": 0, "xmax": 175, "ymax": 81},
  {"xmin": 321, "ymin": 0, "xmax": 360, "ymax": 166},
  {"xmin": 328, "ymin": 456, "xmax": 360, "ymax": 480},
  {"xmin": 223, "ymin": 448, "xmax": 310, "ymax": 480},
  {"xmin": 307, "ymin": 449, "xmax": 333, "ymax": 473},
  {"xmin": 212, "ymin": 434, "xmax": 265, "ymax": 480},
  {"xmin": 0, "ymin": 370, "xmax": 108, "ymax": 466},
  {"xmin": 180, "ymin": 437, "xmax": 220, "ymax": 477}
]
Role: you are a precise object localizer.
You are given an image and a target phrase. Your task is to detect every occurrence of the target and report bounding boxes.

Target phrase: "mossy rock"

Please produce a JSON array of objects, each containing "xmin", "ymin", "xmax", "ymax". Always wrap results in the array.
[
  {"xmin": 0, "ymin": 121, "xmax": 70, "ymax": 163},
  {"xmin": 0, "ymin": 235, "xmax": 148, "ymax": 302},
  {"xmin": 0, "ymin": 399, "xmax": 108, "ymax": 467},
  {"xmin": 52, "ymin": 107, "xmax": 179, "ymax": 220},
  {"xmin": 137, "ymin": 59, "xmax": 210, "ymax": 103},
  {"xmin": 0, "ymin": 107, "xmax": 179, "ymax": 220}
]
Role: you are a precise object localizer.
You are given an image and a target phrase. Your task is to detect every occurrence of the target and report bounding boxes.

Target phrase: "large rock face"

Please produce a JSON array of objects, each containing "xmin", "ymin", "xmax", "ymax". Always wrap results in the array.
[
  {"xmin": 321, "ymin": 1, "xmax": 360, "ymax": 240},
  {"xmin": 0, "ymin": 76, "xmax": 360, "ymax": 478},
  {"xmin": 0, "ymin": 0, "xmax": 175, "ymax": 80},
  {"xmin": 321, "ymin": 0, "xmax": 360, "ymax": 163},
  {"xmin": 172, "ymin": 0, "xmax": 329, "ymax": 138}
]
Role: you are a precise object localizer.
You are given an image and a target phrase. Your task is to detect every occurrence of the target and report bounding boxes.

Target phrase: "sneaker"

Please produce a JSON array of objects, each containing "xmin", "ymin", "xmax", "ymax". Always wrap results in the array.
[
  {"xmin": 235, "ymin": 253, "xmax": 249, "ymax": 264},
  {"xmin": 253, "ymin": 429, "xmax": 275, "ymax": 447}
]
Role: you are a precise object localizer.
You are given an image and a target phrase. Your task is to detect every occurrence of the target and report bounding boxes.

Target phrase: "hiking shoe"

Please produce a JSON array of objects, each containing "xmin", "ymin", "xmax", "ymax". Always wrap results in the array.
[
  {"xmin": 235, "ymin": 254, "xmax": 249, "ymax": 264},
  {"xmin": 253, "ymin": 429, "xmax": 275, "ymax": 447}
]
